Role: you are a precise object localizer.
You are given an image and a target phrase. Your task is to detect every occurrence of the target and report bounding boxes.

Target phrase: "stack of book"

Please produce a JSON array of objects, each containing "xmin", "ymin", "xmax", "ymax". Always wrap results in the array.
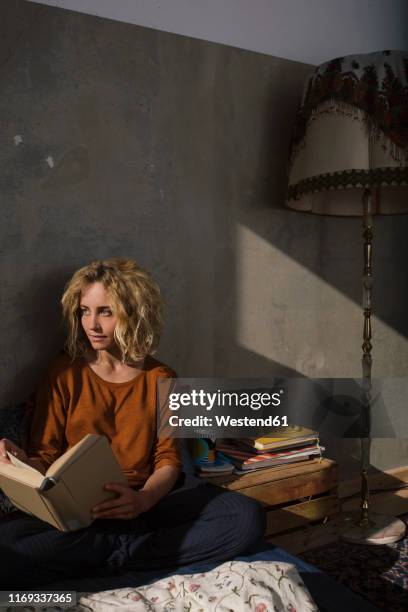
[{"xmin": 215, "ymin": 427, "xmax": 324, "ymax": 473}]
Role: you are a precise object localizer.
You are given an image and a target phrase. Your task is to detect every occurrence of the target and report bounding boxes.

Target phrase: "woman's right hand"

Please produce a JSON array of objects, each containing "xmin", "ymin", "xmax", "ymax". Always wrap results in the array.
[{"xmin": 0, "ymin": 438, "xmax": 28, "ymax": 465}]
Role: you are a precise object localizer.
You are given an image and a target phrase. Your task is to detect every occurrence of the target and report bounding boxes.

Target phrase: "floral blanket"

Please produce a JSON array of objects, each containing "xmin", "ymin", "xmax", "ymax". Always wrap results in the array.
[
  {"xmin": 4, "ymin": 560, "xmax": 317, "ymax": 611},
  {"xmin": 68, "ymin": 560, "xmax": 318, "ymax": 611}
]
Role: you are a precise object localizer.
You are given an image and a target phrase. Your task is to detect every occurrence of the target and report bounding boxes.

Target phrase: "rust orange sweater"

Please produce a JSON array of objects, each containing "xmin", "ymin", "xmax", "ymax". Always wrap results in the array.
[{"xmin": 26, "ymin": 352, "xmax": 182, "ymax": 487}]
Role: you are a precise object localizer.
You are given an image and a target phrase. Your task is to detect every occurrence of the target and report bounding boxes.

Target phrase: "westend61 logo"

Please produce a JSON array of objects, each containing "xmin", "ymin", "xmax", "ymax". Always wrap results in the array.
[{"xmin": 168, "ymin": 389, "xmax": 283, "ymax": 411}]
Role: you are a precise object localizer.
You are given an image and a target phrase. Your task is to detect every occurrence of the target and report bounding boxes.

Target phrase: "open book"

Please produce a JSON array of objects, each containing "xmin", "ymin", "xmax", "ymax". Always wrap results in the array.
[{"xmin": 0, "ymin": 434, "xmax": 128, "ymax": 531}]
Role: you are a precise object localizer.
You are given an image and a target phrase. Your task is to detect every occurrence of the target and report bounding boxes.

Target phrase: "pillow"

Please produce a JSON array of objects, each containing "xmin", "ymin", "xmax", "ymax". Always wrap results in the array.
[
  {"xmin": 0, "ymin": 402, "xmax": 28, "ymax": 516},
  {"xmin": 0, "ymin": 402, "xmax": 27, "ymax": 445}
]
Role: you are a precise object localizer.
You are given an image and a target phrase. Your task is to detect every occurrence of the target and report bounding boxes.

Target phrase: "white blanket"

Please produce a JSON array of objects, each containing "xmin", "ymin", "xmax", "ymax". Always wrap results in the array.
[
  {"xmin": 73, "ymin": 560, "xmax": 318, "ymax": 611},
  {"xmin": 6, "ymin": 560, "xmax": 318, "ymax": 611}
]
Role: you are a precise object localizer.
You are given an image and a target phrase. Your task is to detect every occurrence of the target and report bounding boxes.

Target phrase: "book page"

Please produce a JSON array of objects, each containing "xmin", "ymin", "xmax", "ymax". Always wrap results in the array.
[
  {"xmin": 6, "ymin": 451, "xmax": 41, "ymax": 474},
  {"xmin": 0, "ymin": 462, "xmax": 44, "ymax": 488}
]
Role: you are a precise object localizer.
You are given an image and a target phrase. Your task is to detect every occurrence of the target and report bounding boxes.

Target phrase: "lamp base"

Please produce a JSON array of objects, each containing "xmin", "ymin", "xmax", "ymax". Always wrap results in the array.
[{"xmin": 342, "ymin": 512, "xmax": 406, "ymax": 545}]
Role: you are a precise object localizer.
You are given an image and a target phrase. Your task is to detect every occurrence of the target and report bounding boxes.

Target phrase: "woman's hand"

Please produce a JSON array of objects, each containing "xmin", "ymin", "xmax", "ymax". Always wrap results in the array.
[
  {"xmin": 0, "ymin": 438, "xmax": 28, "ymax": 465},
  {"xmin": 92, "ymin": 483, "xmax": 154, "ymax": 520},
  {"xmin": 92, "ymin": 466, "xmax": 180, "ymax": 520}
]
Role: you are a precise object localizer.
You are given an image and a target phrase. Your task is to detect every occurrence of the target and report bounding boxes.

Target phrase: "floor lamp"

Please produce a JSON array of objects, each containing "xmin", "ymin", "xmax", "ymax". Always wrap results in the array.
[{"xmin": 287, "ymin": 50, "xmax": 408, "ymax": 544}]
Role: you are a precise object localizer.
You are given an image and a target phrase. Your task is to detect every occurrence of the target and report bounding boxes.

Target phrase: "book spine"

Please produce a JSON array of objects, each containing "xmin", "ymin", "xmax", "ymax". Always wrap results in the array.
[
  {"xmin": 37, "ymin": 493, "xmax": 65, "ymax": 531},
  {"xmin": 41, "ymin": 480, "xmax": 90, "ymax": 532}
]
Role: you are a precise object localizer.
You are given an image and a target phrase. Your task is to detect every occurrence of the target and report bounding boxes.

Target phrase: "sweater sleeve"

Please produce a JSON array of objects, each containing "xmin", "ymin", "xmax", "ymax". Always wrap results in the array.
[
  {"xmin": 25, "ymin": 370, "xmax": 68, "ymax": 469},
  {"xmin": 153, "ymin": 435, "xmax": 182, "ymax": 472},
  {"xmin": 153, "ymin": 370, "xmax": 182, "ymax": 472}
]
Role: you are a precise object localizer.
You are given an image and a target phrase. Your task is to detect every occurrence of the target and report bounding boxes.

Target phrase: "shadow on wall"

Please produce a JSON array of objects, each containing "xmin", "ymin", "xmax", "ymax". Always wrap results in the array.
[{"xmin": 224, "ymin": 61, "xmax": 408, "ymax": 373}]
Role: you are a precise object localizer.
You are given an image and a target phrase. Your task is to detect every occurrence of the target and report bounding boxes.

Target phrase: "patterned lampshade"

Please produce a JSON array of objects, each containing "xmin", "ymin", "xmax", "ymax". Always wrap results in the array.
[{"xmin": 287, "ymin": 50, "xmax": 408, "ymax": 215}]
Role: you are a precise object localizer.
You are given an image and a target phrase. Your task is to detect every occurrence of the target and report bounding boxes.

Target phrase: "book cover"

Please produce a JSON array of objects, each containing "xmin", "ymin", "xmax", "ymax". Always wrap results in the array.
[
  {"xmin": 239, "ymin": 426, "xmax": 318, "ymax": 450},
  {"xmin": 235, "ymin": 437, "xmax": 319, "ymax": 454}
]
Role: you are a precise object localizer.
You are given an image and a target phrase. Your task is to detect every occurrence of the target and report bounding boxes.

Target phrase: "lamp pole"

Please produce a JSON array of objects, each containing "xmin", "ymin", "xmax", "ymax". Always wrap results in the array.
[{"xmin": 359, "ymin": 187, "xmax": 373, "ymax": 528}]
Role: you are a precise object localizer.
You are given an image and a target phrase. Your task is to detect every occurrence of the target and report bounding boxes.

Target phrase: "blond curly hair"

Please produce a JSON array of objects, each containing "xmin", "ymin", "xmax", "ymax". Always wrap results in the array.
[{"xmin": 61, "ymin": 258, "xmax": 163, "ymax": 362}]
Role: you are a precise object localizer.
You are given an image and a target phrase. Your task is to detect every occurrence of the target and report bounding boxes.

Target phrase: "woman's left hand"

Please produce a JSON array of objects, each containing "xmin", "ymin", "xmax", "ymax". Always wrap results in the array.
[{"xmin": 92, "ymin": 483, "xmax": 154, "ymax": 520}]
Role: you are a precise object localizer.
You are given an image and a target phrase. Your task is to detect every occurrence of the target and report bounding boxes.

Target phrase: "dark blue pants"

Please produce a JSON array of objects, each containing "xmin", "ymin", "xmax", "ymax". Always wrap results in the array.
[{"xmin": 0, "ymin": 474, "xmax": 265, "ymax": 589}]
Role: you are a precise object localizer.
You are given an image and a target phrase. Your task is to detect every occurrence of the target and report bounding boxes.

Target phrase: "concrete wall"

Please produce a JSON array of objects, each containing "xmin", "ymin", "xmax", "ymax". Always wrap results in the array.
[
  {"xmin": 2, "ymin": 0, "xmax": 408, "ymax": 478},
  {"xmin": 28, "ymin": 0, "xmax": 408, "ymax": 65}
]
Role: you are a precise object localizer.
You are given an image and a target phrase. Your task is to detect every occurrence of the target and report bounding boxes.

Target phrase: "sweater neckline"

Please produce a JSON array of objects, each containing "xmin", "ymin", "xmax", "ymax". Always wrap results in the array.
[{"xmin": 82, "ymin": 356, "xmax": 146, "ymax": 387}]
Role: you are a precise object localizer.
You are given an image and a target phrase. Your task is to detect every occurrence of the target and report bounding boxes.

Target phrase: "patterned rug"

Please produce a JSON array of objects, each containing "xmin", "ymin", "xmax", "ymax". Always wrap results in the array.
[{"xmin": 300, "ymin": 514, "xmax": 408, "ymax": 612}]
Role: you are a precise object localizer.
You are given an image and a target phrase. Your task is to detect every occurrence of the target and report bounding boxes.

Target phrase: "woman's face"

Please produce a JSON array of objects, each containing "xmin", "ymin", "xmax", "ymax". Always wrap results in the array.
[{"xmin": 79, "ymin": 282, "xmax": 118, "ymax": 352}]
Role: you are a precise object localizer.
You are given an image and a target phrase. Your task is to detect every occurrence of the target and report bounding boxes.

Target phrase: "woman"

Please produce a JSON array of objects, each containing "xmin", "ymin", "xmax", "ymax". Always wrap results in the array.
[{"xmin": 0, "ymin": 258, "xmax": 265, "ymax": 589}]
